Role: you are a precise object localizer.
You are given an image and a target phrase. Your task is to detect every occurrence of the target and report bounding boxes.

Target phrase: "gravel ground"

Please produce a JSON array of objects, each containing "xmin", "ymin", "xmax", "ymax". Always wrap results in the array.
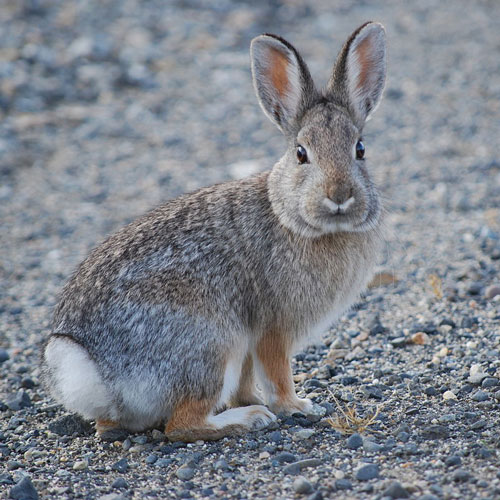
[{"xmin": 1, "ymin": 0, "xmax": 500, "ymax": 499}]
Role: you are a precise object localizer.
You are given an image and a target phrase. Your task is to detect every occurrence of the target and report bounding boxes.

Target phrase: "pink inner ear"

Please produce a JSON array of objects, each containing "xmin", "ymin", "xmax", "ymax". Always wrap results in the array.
[
  {"xmin": 354, "ymin": 36, "xmax": 375, "ymax": 92},
  {"xmin": 268, "ymin": 47, "xmax": 290, "ymax": 98}
]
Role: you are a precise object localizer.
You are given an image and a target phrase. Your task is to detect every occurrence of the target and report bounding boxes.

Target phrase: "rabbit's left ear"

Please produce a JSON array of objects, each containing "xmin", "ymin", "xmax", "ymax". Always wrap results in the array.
[
  {"xmin": 327, "ymin": 22, "xmax": 386, "ymax": 127},
  {"xmin": 251, "ymin": 34, "xmax": 316, "ymax": 134}
]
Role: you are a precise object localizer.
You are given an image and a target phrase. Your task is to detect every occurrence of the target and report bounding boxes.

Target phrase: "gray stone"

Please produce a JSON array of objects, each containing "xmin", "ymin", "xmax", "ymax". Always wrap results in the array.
[
  {"xmin": 293, "ymin": 476, "xmax": 314, "ymax": 494},
  {"xmin": 111, "ymin": 458, "xmax": 128, "ymax": 473},
  {"xmin": 383, "ymin": 481, "xmax": 410, "ymax": 498},
  {"xmin": 453, "ymin": 469, "xmax": 472, "ymax": 482},
  {"xmin": 471, "ymin": 390, "xmax": 489, "ymax": 402},
  {"xmin": 0, "ymin": 348, "xmax": 9, "ymax": 363},
  {"xmin": 484, "ymin": 284, "xmax": 500, "ymax": 299},
  {"xmin": 355, "ymin": 463, "xmax": 379, "ymax": 480},
  {"xmin": 445, "ymin": 455, "xmax": 462, "ymax": 467},
  {"xmin": 111, "ymin": 478, "xmax": 128, "ymax": 489},
  {"xmin": 9, "ymin": 477, "xmax": 38, "ymax": 500},
  {"xmin": 176, "ymin": 466, "xmax": 195, "ymax": 481},
  {"xmin": 481, "ymin": 377, "xmax": 498, "ymax": 388},
  {"xmin": 346, "ymin": 433, "xmax": 363, "ymax": 450},
  {"xmin": 48, "ymin": 415, "xmax": 94, "ymax": 436},
  {"xmin": 335, "ymin": 479, "xmax": 352, "ymax": 490},
  {"xmin": 283, "ymin": 459, "xmax": 322, "ymax": 475},
  {"xmin": 275, "ymin": 452, "xmax": 297, "ymax": 464},
  {"xmin": 421, "ymin": 425, "xmax": 450, "ymax": 440},
  {"xmin": 214, "ymin": 458, "xmax": 229, "ymax": 470},
  {"xmin": 363, "ymin": 439, "xmax": 383, "ymax": 452},
  {"xmin": 6, "ymin": 391, "xmax": 32, "ymax": 411},
  {"xmin": 417, "ymin": 496, "xmax": 440, "ymax": 500}
]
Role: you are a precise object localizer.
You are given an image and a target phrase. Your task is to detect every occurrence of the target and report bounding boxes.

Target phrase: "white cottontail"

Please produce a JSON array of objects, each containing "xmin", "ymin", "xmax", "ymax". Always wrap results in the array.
[{"xmin": 42, "ymin": 22, "xmax": 387, "ymax": 441}]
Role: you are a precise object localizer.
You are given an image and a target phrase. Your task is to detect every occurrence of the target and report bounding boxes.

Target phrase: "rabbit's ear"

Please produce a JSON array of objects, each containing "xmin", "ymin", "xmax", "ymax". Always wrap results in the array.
[
  {"xmin": 251, "ymin": 34, "xmax": 316, "ymax": 134},
  {"xmin": 327, "ymin": 22, "xmax": 386, "ymax": 127}
]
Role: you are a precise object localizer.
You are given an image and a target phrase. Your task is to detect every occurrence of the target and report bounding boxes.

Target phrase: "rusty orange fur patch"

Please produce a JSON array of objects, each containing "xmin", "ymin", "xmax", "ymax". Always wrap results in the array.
[
  {"xmin": 354, "ymin": 36, "xmax": 373, "ymax": 92},
  {"xmin": 164, "ymin": 398, "xmax": 215, "ymax": 434},
  {"xmin": 255, "ymin": 329, "xmax": 296, "ymax": 408},
  {"xmin": 95, "ymin": 419, "xmax": 120, "ymax": 434},
  {"xmin": 268, "ymin": 48, "xmax": 290, "ymax": 98}
]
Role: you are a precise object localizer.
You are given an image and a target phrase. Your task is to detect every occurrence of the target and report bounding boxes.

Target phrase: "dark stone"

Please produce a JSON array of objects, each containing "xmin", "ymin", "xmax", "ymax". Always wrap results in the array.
[
  {"xmin": 362, "ymin": 385, "xmax": 383, "ymax": 399},
  {"xmin": 335, "ymin": 479, "xmax": 352, "ymax": 490},
  {"xmin": 417, "ymin": 496, "xmax": 440, "ymax": 500},
  {"xmin": 283, "ymin": 459, "xmax": 322, "ymax": 475},
  {"xmin": 99, "ymin": 428, "xmax": 129, "ymax": 442},
  {"xmin": 341, "ymin": 376, "xmax": 359, "ymax": 386},
  {"xmin": 439, "ymin": 318, "xmax": 456, "ymax": 328},
  {"xmin": 445, "ymin": 455, "xmax": 462, "ymax": 467},
  {"xmin": 470, "ymin": 419, "xmax": 487, "ymax": 430},
  {"xmin": 474, "ymin": 447, "xmax": 493, "ymax": 459},
  {"xmin": 6, "ymin": 391, "xmax": 32, "ymax": 411},
  {"xmin": 424, "ymin": 387, "xmax": 437, "ymax": 396},
  {"xmin": 21, "ymin": 378, "xmax": 35, "ymax": 389},
  {"xmin": 268, "ymin": 431, "xmax": 282, "ymax": 443},
  {"xmin": 346, "ymin": 433, "xmax": 363, "ymax": 450},
  {"xmin": 112, "ymin": 458, "xmax": 129, "ymax": 473},
  {"xmin": 48, "ymin": 414, "xmax": 94, "ymax": 437},
  {"xmin": 9, "ymin": 477, "xmax": 38, "ymax": 500},
  {"xmin": 383, "ymin": 481, "xmax": 410, "ymax": 499},
  {"xmin": 0, "ymin": 349, "xmax": 9, "ymax": 363},
  {"xmin": 397, "ymin": 432, "xmax": 410, "ymax": 443},
  {"xmin": 481, "ymin": 377, "xmax": 498, "ymax": 388},
  {"xmin": 471, "ymin": 390, "xmax": 489, "ymax": 402},
  {"xmin": 421, "ymin": 425, "xmax": 450, "ymax": 440},
  {"xmin": 111, "ymin": 478, "xmax": 128, "ymax": 489},
  {"xmin": 0, "ymin": 473, "xmax": 14, "ymax": 485},
  {"xmin": 453, "ymin": 469, "xmax": 472, "ymax": 482},
  {"xmin": 355, "ymin": 463, "xmax": 379, "ymax": 480},
  {"xmin": 274, "ymin": 452, "xmax": 297, "ymax": 464}
]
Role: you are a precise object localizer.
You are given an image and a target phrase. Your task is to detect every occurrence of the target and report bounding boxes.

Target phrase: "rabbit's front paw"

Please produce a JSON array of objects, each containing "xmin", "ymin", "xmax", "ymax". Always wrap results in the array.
[
  {"xmin": 270, "ymin": 397, "xmax": 313, "ymax": 416},
  {"xmin": 247, "ymin": 405, "xmax": 277, "ymax": 430}
]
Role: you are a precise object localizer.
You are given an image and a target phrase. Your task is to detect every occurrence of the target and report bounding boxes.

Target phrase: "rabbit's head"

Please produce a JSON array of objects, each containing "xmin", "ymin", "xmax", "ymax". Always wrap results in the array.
[{"xmin": 251, "ymin": 22, "xmax": 386, "ymax": 237}]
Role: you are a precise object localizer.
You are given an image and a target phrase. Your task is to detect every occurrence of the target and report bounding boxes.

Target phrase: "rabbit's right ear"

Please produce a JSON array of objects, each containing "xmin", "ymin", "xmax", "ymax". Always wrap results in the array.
[{"xmin": 251, "ymin": 34, "xmax": 316, "ymax": 134}]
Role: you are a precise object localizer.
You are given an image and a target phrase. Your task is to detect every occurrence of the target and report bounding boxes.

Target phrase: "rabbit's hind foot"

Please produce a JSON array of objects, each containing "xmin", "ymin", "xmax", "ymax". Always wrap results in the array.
[{"xmin": 165, "ymin": 399, "xmax": 276, "ymax": 442}]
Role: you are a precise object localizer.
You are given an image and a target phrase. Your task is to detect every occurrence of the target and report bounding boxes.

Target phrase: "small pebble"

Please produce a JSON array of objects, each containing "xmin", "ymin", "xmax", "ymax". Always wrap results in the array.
[
  {"xmin": 293, "ymin": 429, "xmax": 315, "ymax": 440},
  {"xmin": 111, "ymin": 478, "xmax": 128, "ymax": 489},
  {"xmin": 481, "ymin": 377, "xmax": 498, "ymax": 388},
  {"xmin": 346, "ymin": 433, "xmax": 363, "ymax": 450},
  {"xmin": 176, "ymin": 466, "xmax": 195, "ymax": 481},
  {"xmin": 335, "ymin": 479, "xmax": 352, "ymax": 490},
  {"xmin": 73, "ymin": 460, "xmax": 88, "ymax": 471},
  {"xmin": 383, "ymin": 480, "xmax": 410, "ymax": 499},
  {"xmin": 355, "ymin": 463, "xmax": 379, "ymax": 481},
  {"xmin": 484, "ymin": 284, "xmax": 500, "ymax": 299},
  {"xmin": 0, "ymin": 349, "xmax": 9, "ymax": 363},
  {"xmin": 293, "ymin": 476, "xmax": 314, "ymax": 494},
  {"xmin": 445, "ymin": 455, "xmax": 462, "ymax": 467},
  {"xmin": 471, "ymin": 390, "xmax": 489, "ymax": 402},
  {"xmin": 111, "ymin": 458, "xmax": 128, "ymax": 473},
  {"xmin": 283, "ymin": 459, "xmax": 322, "ymax": 475}
]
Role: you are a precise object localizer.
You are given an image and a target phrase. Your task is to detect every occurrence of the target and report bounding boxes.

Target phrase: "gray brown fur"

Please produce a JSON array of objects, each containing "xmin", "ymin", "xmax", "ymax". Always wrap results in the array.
[{"xmin": 41, "ymin": 22, "xmax": 387, "ymax": 439}]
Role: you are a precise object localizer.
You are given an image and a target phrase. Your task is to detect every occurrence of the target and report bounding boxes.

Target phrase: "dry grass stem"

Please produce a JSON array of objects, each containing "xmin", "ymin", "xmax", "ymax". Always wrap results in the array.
[
  {"xmin": 428, "ymin": 274, "xmax": 443, "ymax": 299},
  {"xmin": 327, "ymin": 391, "xmax": 381, "ymax": 435}
]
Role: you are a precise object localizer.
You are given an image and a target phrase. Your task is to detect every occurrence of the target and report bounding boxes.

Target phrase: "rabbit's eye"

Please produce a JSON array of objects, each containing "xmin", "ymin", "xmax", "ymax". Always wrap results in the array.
[
  {"xmin": 296, "ymin": 145, "xmax": 309, "ymax": 164},
  {"xmin": 356, "ymin": 140, "xmax": 365, "ymax": 160}
]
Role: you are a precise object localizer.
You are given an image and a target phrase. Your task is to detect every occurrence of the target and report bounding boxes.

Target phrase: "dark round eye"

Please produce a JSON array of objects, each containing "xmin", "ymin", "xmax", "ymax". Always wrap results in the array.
[
  {"xmin": 296, "ymin": 145, "xmax": 308, "ymax": 164},
  {"xmin": 356, "ymin": 140, "xmax": 365, "ymax": 160}
]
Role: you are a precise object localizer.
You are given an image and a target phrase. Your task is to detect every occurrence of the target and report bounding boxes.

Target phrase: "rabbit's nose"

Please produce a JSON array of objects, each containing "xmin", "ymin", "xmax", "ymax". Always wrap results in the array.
[
  {"xmin": 323, "ymin": 196, "xmax": 355, "ymax": 214},
  {"xmin": 325, "ymin": 185, "xmax": 355, "ymax": 211}
]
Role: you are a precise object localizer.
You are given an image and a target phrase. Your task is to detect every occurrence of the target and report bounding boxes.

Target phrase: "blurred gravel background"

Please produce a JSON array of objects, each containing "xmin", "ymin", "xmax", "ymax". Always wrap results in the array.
[{"xmin": 1, "ymin": 0, "xmax": 500, "ymax": 499}]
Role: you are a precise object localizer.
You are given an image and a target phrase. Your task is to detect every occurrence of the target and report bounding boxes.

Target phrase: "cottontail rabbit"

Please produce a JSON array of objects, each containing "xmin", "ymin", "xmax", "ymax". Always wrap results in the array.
[{"xmin": 42, "ymin": 22, "xmax": 387, "ymax": 442}]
